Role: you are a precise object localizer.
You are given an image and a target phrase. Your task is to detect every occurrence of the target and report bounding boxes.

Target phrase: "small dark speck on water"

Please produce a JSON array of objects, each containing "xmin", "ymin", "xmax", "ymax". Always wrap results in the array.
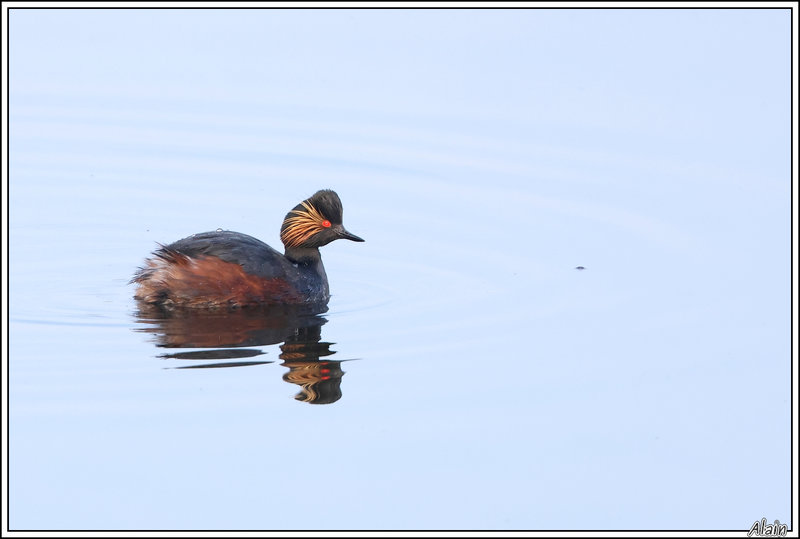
[{"xmin": 575, "ymin": 266, "xmax": 586, "ymax": 270}]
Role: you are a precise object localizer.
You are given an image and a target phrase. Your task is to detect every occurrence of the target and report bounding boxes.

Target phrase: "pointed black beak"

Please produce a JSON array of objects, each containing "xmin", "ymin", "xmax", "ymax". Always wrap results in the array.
[{"xmin": 337, "ymin": 227, "xmax": 364, "ymax": 242}]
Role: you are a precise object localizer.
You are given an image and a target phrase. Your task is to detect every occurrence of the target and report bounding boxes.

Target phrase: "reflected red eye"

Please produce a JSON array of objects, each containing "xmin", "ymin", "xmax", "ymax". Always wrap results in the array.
[{"xmin": 322, "ymin": 220, "xmax": 331, "ymax": 228}]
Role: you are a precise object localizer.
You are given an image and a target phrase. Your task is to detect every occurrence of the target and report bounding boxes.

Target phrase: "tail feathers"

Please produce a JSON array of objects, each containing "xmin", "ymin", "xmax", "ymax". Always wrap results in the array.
[{"xmin": 131, "ymin": 245, "xmax": 196, "ymax": 304}]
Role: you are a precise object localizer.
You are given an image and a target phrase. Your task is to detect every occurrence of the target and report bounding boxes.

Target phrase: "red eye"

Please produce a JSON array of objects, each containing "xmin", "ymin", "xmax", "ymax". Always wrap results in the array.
[{"xmin": 322, "ymin": 220, "xmax": 331, "ymax": 228}]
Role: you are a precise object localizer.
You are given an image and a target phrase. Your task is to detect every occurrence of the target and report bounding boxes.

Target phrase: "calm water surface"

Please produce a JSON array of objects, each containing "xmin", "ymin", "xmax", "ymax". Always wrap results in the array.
[{"xmin": 8, "ymin": 9, "xmax": 791, "ymax": 531}]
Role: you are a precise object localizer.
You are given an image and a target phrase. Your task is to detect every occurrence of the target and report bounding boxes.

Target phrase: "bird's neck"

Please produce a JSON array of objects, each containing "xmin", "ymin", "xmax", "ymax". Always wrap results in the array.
[
  {"xmin": 284, "ymin": 246, "xmax": 329, "ymax": 300},
  {"xmin": 284, "ymin": 246, "xmax": 322, "ymax": 265}
]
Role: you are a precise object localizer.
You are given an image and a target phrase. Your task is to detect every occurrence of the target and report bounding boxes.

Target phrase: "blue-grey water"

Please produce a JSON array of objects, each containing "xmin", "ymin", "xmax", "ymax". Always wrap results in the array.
[{"xmin": 8, "ymin": 8, "xmax": 792, "ymax": 531}]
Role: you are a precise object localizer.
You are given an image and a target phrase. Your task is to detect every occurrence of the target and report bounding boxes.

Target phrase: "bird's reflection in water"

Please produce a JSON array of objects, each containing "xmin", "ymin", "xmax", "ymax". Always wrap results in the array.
[
  {"xmin": 133, "ymin": 302, "xmax": 348, "ymax": 404},
  {"xmin": 281, "ymin": 337, "xmax": 343, "ymax": 405}
]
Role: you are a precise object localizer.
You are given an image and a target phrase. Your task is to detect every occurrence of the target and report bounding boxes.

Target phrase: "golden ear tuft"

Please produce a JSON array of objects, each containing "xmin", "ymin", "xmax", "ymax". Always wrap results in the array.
[{"xmin": 280, "ymin": 201, "xmax": 328, "ymax": 248}]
